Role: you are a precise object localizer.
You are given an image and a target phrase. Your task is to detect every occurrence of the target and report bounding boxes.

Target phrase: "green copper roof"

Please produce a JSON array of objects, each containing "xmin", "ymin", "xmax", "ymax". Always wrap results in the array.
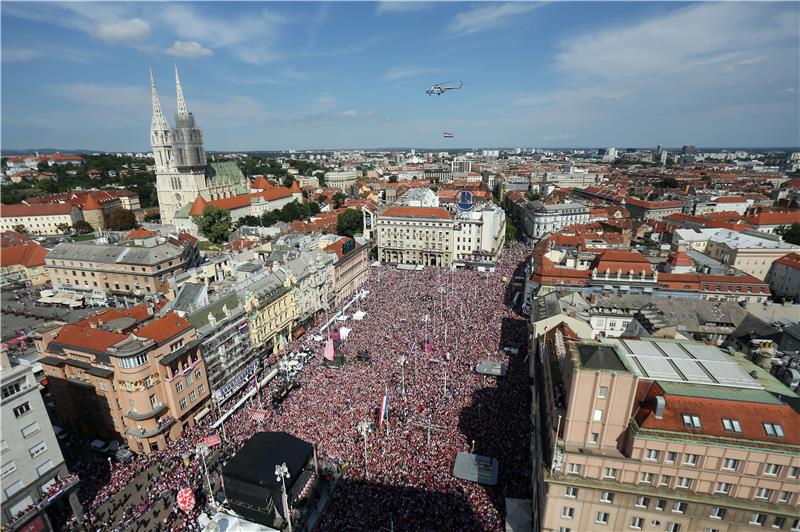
[
  {"xmin": 731, "ymin": 352, "xmax": 799, "ymax": 398},
  {"xmin": 206, "ymin": 161, "xmax": 245, "ymax": 184},
  {"xmin": 174, "ymin": 202, "xmax": 192, "ymax": 219},
  {"xmin": 187, "ymin": 292, "xmax": 243, "ymax": 332},
  {"xmin": 235, "ymin": 183, "xmax": 249, "ymax": 195}
]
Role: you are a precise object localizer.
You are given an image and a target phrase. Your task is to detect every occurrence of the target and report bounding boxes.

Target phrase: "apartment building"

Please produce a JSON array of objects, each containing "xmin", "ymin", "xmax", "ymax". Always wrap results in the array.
[
  {"xmin": 282, "ymin": 249, "xmax": 335, "ymax": 321},
  {"xmin": 535, "ymin": 333, "xmax": 800, "ymax": 532},
  {"xmin": 32, "ymin": 310, "xmax": 210, "ymax": 454},
  {"xmin": 0, "ymin": 203, "xmax": 83, "ymax": 236},
  {"xmin": 765, "ymin": 252, "xmax": 800, "ymax": 302},
  {"xmin": 45, "ymin": 235, "xmax": 201, "ymax": 299},
  {"xmin": 0, "ymin": 240, "xmax": 48, "ymax": 287},
  {"xmin": 324, "ymin": 237, "xmax": 370, "ymax": 305},
  {"xmin": 624, "ymin": 198, "xmax": 684, "ymax": 221},
  {"xmin": 699, "ymin": 229, "xmax": 799, "ymax": 280},
  {"xmin": 324, "ymin": 170, "xmax": 359, "ymax": 192},
  {"xmin": 243, "ymin": 271, "xmax": 297, "ymax": 355},
  {"xmin": 1, "ymin": 356, "xmax": 83, "ymax": 530},
  {"xmin": 517, "ymin": 201, "xmax": 590, "ymax": 241}
]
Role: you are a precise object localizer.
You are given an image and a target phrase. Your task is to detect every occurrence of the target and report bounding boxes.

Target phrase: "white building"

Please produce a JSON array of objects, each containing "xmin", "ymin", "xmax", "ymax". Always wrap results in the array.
[
  {"xmin": 765, "ymin": 252, "xmax": 800, "ymax": 302},
  {"xmin": 324, "ymin": 170, "xmax": 359, "ymax": 191},
  {"xmin": 520, "ymin": 201, "xmax": 590, "ymax": 240}
]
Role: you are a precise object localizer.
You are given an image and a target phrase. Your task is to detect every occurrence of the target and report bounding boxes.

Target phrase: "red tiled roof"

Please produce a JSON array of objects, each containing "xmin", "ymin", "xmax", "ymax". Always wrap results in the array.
[
  {"xmin": 715, "ymin": 196, "xmax": 747, "ymax": 203},
  {"xmin": 0, "ymin": 231, "xmax": 33, "ymax": 248},
  {"xmin": 624, "ymin": 197, "xmax": 683, "ymax": 209},
  {"xmin": 189, "ymin": 196, "xmax": 209, "ymax": 216},
  {"xmin": 82, "ymin": 194, "xmax": 102, "ymax": 210},
  {"xmin": 0, "ymin": 241, "xmax": 47, "ymax": 268},
  {"xmin": 135, "ymin": 311, "xmax": 191, "ymax": 345},
  {"xmin": 666, "ymin": 251, "xmax": 693, "ymax": 266},
  {"xmin": 743, "ymin": 211, "xmax": 800, "ymax": 226},
  {"xmin": 324, "ymin": 237, "xmax": 361, "ymax": 259},
  {"xmin": 382, "ymin": 206, "xmax": 451, "ymax": 220},
  {"xmin": 0, "ymin": 202, "xmax": 75, "ymax": 218},
  {"xmin": 126, "ymin": 228, "xmax": 157, "ymax": 239},
  {"xmin": 51, "ymin": 324, "xmax": 128, "ymax": 353},
  {"xmin": 592, "ymin": 250, "xmax": 652, "ymax": 275},
  {"xmin": 78, "ymin": 302, "xmax": 154, "ymax": 329},
  {"xmin": 636, "ymin": 384, "xmax": 799, "ymax": 445},
  {"xmin": 773, "ymin": 252, "xmax": 800, "ymax": 270},
  {"xmin": 289, "ymin": 180, "xmax": 301, "ymax": 193},
  {"xmin": 251, "ymin": 176, "xmax": 269, "ymax": 190}
]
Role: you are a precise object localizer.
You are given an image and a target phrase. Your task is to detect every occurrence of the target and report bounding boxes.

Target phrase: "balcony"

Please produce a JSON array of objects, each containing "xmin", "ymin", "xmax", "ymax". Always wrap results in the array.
[
  {"xmin": 124, "ymin": 402, "xmax": 167, "ymax": 421},
  {"xmin": 126, "ymin": 416, "xmax": 175, "ymax": 438}
]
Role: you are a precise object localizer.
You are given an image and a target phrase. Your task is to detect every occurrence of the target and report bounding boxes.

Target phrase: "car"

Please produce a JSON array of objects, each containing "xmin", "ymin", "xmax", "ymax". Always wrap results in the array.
[
  {"xmin": 115, "ymin": 447, "xmax": 135, "ymax": 463},
  {"xmin": 90, "ymin": 439, "xmax": 109, "ymax": 453}
]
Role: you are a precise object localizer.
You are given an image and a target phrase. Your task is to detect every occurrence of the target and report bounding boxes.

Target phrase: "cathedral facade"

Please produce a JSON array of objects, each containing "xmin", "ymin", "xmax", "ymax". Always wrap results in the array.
[{"xmin": 150, "ymin": 68, "xmax": 248, "ymax": 225}]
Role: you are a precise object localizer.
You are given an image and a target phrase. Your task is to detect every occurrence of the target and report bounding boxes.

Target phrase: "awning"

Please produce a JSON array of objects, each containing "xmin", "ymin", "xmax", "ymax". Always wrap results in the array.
[{"xmin": 193, "ymin": 406, "xmax": 211, "ymax": 423}]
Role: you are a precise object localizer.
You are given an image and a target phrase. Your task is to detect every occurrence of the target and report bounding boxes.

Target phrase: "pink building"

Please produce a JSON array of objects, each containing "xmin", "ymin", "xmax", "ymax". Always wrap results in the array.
[{"xmin": 536, "ymin": 327, "xmax": 800, "ymax": 532}]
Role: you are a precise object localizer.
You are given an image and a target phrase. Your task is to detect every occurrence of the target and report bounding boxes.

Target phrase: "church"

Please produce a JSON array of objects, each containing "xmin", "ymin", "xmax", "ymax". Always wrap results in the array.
[{"xmin": 150, "ymin": 67, "xmax": 248, "ymax": 225}]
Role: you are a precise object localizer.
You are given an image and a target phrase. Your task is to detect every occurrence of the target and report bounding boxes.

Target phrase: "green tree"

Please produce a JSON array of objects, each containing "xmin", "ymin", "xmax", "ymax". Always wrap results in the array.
[
  {"xmin": 56, "ymin": 223, "xmax": 71, "ymax": 234},
  {"xmin": 194, "ymin": 205, "xmax": 232, "ymax": 245},
  {"xmin": 776, "ymin": 223, "xmax": 800, "ymax": 245},
  {"xmin": 73, "ymin": 220, "xmax": 94, "ymax": 234},
  {"xmin": 526, "ymin": 192, "xmax": 541, "ymax": 201},
  {"xmin": 333, "ymin": 192, "xmax": 346, "ymax": 209},
  {"xmin": 388, "ymin": 175, "xmax": 398, "ymax": 183},
  {"xmin": 107, "ymin": 207, "xmax": 137, "ymax": 231},
  {"xmin": 505, "ymin": 219, "xmax": 518, "ymax": 241},
  {"xmin": 337, "ymin": 208, "xmax": 362, "ymax": 237},
  {"xmin": 236, "ymin": 215, "xmax": 261, "ymax": 228},
  {"xmin": 309, "ymin": 201, "xmax": 321, "ymax": 215}
]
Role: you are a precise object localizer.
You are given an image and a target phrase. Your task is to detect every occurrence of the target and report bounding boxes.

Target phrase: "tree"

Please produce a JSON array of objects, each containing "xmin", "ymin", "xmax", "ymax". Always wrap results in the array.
[
  {"xmin": 56, "ymin": 223, "xmax": 71, "ymax": 234},
  {"xmin": 73, "ymin": 220, "xmax": 94, "ymax": 234},
  {"xmin": 388, "ymin": 175, "xmax": 398, "ymax": 183},
  {"xmin": 282, "ymin": 175, "xmax": 296, "ymax": 188},
  {"xmin": 309, "ymin": 201, "xmax": 321, "ymax": 215},
  {"xmin": 526, "ymin": 192, "xmax": 541, "ymax": 201},
  {"xmin": 333, "ymin": 192, "xmax": 346, "ymax": 209},
  {"xmin": 194, "ymin": 205, "xmax": 232, "ymax": 245},
  {"xmin": 337, "ymin": 209, "xmax": 362, "ymax": 237},
  {"xmin": 776, "ymin": 223, "xmax": 800, "ymax": 245},
  {"xmin": 107, "ymin": 207, "xmax": 137, "ymax": 231},
  {"xmin": 505, "ymin": 219, "xmax": 518, "ymax": 241},
  {"xmin": 236, "ymin": 215, "xmax": 261, "ymax": 228}
]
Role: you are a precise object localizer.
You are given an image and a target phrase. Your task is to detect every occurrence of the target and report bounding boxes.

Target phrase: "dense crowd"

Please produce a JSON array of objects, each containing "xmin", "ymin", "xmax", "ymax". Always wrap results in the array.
[{"xmin": 59, "ymin": 242, "xmax": 532, "ymax": 531}]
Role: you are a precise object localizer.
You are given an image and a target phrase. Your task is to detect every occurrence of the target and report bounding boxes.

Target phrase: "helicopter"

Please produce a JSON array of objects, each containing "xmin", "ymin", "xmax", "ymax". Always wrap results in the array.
[{"xmin": 426, "ymin": 81, "xmax": 463, "ymax": 96}]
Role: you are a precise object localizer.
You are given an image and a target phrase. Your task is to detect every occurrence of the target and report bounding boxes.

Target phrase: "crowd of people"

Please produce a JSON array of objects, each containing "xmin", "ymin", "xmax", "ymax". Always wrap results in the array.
[{"xmin": 56, "ymin": 242, "xmax": 532, "ymax": 531}]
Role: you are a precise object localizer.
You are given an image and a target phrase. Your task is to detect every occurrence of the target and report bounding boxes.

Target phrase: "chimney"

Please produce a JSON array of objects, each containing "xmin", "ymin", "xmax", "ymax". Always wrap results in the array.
[{"xmin": 654, "ymin": 396, "xmax": 666, "ymax": 419}]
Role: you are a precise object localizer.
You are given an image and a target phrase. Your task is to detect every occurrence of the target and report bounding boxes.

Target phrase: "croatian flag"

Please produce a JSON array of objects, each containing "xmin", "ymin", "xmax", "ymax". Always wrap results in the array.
[
  {"xmin": 204, "ymin": 433, "xmax": 222, "ymax": 447},
  {"xmin": 323, "ymin": 338, "xmax": 335, "ymax": 361},
  {"xmin": 443, "ymin": 132, "xmax": 454, "ymax": 138},
  {"xmin": 378, "ymin": 394, "xmax": 388, "ymax": 428}
]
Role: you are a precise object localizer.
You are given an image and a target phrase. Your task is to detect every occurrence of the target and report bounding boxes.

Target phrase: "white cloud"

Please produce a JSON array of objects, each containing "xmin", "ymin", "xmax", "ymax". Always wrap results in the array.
[
  {"xmin": 448, "ymin": 3, "xmax": 542, "ymax": 36},
  {"xmin": 310, "ymin": 96, "xmax": 337, "ymax": 113},
  {"xmin": 2, "ymin": 48, "xmax": 42, "ymax": 62},
  {"xmin": 165, "ymin": 41, "xmax": 214, "ymax": 58},
  {"xmin": 94, "ymin": 18, "xmax": 150, "ymax": 43},
  {"xmin": 376, "ymin": 2, "xmax": 432, "ymax": 16},
  {"xmin": 382, "ymin": 65, "xmax": 438, "ymax": 81},
  {"xmin": 338, "ymin": 110, "xmax": 358, "ymax": 118}
]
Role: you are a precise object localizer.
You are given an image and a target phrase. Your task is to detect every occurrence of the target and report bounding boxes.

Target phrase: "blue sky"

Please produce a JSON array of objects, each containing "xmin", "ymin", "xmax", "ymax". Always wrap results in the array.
[{"xmin": 2, "ymin": 1, "xmax": 798, "ymax": 151}]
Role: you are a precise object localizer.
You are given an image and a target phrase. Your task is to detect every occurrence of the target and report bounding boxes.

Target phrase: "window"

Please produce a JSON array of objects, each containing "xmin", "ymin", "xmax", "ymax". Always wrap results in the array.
[
  {"xmin": 655, "ymin": 500, "xmax": 666, "ymax": 511},
  {"xmin": 600, "ymin": 491, "xmax": 614, "ymax": 503},
  {"xmin": 595, "ymin": 512, "xmax": 609, "ymax": 525},
  {"xmin": 561, "ymin": 506, "xmax": 574, "ymax": 519},
  {"xmin": 593, "ymin": 409, "xmax": 604, "ymax": 422},
  {"xmin": 603, "ymin": 467, "xmax": 617, "ymax": 479},
  {"xmin": 764, "ymin": 423, "xmax": 785, "ymax": 437},
  {"xmin": 28, "ymin": 441, "xmax": 46, "ymax": 458},
  {"xmin": 778, "ymin": 491, "xmax": 792, "ymax": 504},
  {"xmin": 677, "ymin": 477, "xmax": 692, "ymax": 489},
  {"xmin": 1, "ymin": 382, "xmax": 21, "ymax": 398},
  {"xmin": 119, "ymin": 354, "xmax": 148, "ymax": 369},
  {"xmin": 1, "ymin": 461, "xmax": 16, "ymax": 478},
  {"xmin": 568, "ymin": 463, "xmax": 582, "ymax": 475},
  {"xmin": 773, "ymin": 517, "xmax": 786, "ymax": 529},
  {"xmin": 792, "ymin": 519, "xmax": 800, "ymax": 532},
  {"xmin": 671, "ymin": 502, "xmax": 687, "ymax": 514},
  {"xmin": 21, "ymin": 422, "xmax": 40, "ymax": 438},
  {"xmin": 558, "ymin": 528, "xmax": 571, "ymax": 532},
  {"xmin": 660, "ymin": 475, "xmax": 672, "ymax": 487},
  {"xmin": 12, "ymin": 402, "xmax": 31, "ymax": 418},
  {"xmin": 590, "ymin": 432, "xmax": 599, "ymax": 444},
  {"xmin": 187, "ymin": 374, "xmax": 194, "ymax": 385},
  {"xmin": 764, "ymin": 463, "xmax": 781, "ymax": 476},
  {"xmin": 639, "ymin": 472, "xmax": 653, "ymax": 484},
  {"xmin": 598, "ymin": 386, "xmax": 608, "ymax": 399},
  {"xmin": 714, "ymin": 482, "xmax": 732, "ymax": 495},
  {"xmin": 666, "ymin": 524, "xmax": 681, "ymax": 532},
  {"xmin": 635, "ymin": 496, "xmax": 650, "ymax": 508},
  {"xmin": 645, "ymin": 449, "xmax": 661, "ymax": 461},
  {"xmin": 189, "ymin": 390, "xmax": 196, "ymax": 402},
  {"xmin": 683, "ymin": 453, "xmax": 699, "ymax": 466},
  {"xmin": 755, "ymin": 487, "xmax": 772, "ymax": 500},
  {"xmin": 665, "ymin": 451, "xmax": 677, "ymax": 463},
  {"xmin": 710, "ymin": 507, "xmax": 726, "ymax": 519},
  {"xmin": 750, "ymin": 513, "xmax": 766, "ymax": 526},
  {"xmin": 4, "ymin": 479, "xmax": 23, "ymax": 497},
  {"xmin": 722, "ymin": 458, "xmax": 739, "ymax": 471},
  {"xmin": 565, "ymin": 487, "xmax": 578, "ymax": 498},
  {"xmin": 198, "ymin": 384, "xmax": 205, "ymax": 396},
  {"xmin": 176, "ymin": 381, "xmax": 184, "ymax": 393},
  {"xmin": 630, "ymin": 517, "xmax": 643, "ymax": 529},
  {"xmin": 722, "ymin": 418, "xmax": 742, "ymax": 432},
  {"xmin": 179, "ymin": 398, "xmax": 186, "ymax": 410},
  {"xmin": 36, "ymin": 460, "xmax": 53, "ymax": 476},
  {"xmin": 682, "ymin": 414, "xmax": 701, "ymax": 428}
]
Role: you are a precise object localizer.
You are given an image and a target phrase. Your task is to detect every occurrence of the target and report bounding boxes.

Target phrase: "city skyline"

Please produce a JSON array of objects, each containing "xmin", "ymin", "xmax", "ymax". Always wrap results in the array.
[{"xmin": 2, "ymin": 1, "xmax": 799, "ymax": 151}]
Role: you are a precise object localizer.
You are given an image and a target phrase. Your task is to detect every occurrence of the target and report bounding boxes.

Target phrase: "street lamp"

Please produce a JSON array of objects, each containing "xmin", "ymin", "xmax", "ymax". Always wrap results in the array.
[
  {"xmin": 275, "ymin": 462, "xmax": 292, "ymax": 532},
  {"xmin": 357, "ymin": 421, "xmax": 371, "ymax": 480},
  {"xmin": 196, "ymin": 443, "xmax": 214, "ymax": 507}
]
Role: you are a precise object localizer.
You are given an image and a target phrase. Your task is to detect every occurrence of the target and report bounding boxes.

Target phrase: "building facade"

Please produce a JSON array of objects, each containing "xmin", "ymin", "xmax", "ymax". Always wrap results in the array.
[
  {"xmin": 520, "ymin": 202, "xmax": 589, "ymax": 241},
  {"xmin": 243, "ymin": 272, "xmax": 297, "ymax": 355},
  {"xmin": 1, "ymin": 359, "xmax": 83, "ymax": 530},
  {"xmin": 535, "ymin": 333, "xmax": 800, "ymax": 532},
  {"xmin": 324, "ymin": 237, "xmax": 370, "ymax": 305},
  {"xmin": 33, "ymin": 311, "xmax": 211, "ymax": 454},
  {"xmin": 0, "ymin": 203, "xmax": 83, "ymax": 236},
  {"xmin": 324, "ymin": 170, "xmax": 359, "ymax": 192},
  {"xmin": 0, "ymin": 241, "xmax": 48, "ymax": 287},
  {"xmin": 765, "ymin": 252, "xmax": 800, "ymax": 302}
]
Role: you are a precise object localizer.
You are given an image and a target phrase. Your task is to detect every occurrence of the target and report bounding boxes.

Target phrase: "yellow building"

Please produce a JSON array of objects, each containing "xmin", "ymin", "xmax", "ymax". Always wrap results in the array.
[
  {"xmin": 0, "ymin": 241, "xmax": 48, "ymax": 287},
  {"xmin": 243, "ymin": 271, "xmax": 297, "ymax": 355}
]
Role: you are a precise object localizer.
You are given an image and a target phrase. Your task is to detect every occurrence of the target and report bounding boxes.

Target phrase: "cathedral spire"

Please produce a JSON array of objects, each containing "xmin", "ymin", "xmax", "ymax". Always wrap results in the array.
[
  {"xmin": 150, "ymin": 68, "xmax": 168, "ymax": 131},
  {"xmin": 175, "ymin": 64, "xmax": 188, "ymax": 117}
]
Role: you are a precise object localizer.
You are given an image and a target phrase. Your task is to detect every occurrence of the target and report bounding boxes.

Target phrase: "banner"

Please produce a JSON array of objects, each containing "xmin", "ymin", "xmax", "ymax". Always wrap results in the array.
[
  {"xmin": 323, "ymin": 338, "xmax": 335, "ymax": 361},
  {"xmin": 204, "ymin": 434, "xmax": 222, "ymax": 447}
]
